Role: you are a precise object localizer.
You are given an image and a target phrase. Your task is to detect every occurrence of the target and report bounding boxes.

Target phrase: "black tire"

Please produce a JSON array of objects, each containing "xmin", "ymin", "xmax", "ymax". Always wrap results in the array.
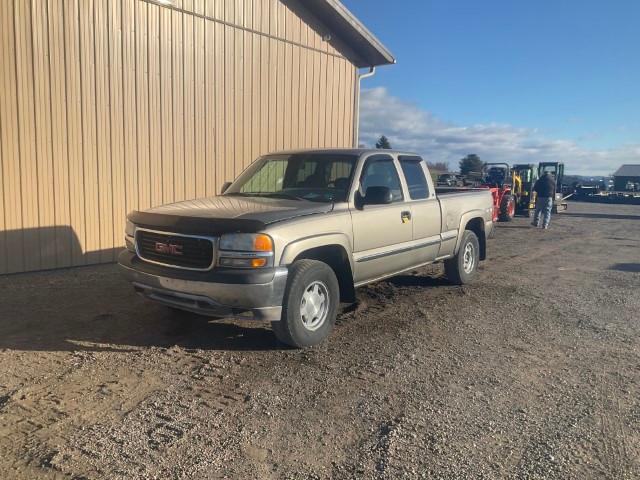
[
  {"xmin": 498, "ymin": 195, "xmax": 515, "ymax": 222},
  {"xmin": 444, "ymin": 230, "xmax": 480, "ymax": 285},
  {"xmin": 271, "ymin": 259, "xmax": 339, "ymax": 348}
]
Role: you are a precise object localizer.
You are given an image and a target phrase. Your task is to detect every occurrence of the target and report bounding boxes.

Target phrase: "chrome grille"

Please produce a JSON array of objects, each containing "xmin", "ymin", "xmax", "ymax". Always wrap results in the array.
[{"xmin": 135, "ymin": 229, "xmax": 215, "ymax": 270}]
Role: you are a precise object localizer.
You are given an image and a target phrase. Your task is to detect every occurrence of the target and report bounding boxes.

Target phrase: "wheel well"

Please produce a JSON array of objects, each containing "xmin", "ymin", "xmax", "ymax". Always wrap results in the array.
[
  {"xmin": 465, "ymin": 217, "xmax": 486, "ymax": 260},
  {"xmin": 293, "ymin": 245, "xmax": 355, "ymax": 303}
]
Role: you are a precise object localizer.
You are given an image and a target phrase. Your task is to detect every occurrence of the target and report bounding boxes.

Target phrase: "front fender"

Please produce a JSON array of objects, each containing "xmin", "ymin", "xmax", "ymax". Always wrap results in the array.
[{"xmin": 279, "ymin": 233, "xmax": 354, "ymax": 271}]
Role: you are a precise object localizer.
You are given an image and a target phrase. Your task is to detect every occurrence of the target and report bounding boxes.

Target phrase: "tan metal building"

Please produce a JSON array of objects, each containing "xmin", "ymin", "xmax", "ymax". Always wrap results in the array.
[{"xmin": 0, "ymin": 0, "xmax": 393, "ymax": 274}]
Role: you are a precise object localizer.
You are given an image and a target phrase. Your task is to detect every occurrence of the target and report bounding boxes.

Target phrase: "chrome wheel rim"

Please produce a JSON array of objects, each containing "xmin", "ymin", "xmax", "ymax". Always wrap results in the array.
[
  {"xmin": 300, "ymin": 281, "xmax": 329, "ymax": 331},
  {"xmin": 463, "ymin": 242, "xmax": 476, "ymax": 274}
]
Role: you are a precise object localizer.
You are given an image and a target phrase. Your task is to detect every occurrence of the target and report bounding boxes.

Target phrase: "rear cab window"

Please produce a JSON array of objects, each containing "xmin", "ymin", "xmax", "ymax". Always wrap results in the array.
[{"xmin": 399, "ymin": 156, "xmax": 430, "ymax": 200}]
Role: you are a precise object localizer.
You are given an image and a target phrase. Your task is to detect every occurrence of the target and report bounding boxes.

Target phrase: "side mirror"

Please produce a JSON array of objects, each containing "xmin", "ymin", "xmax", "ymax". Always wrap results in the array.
[
  {"xmin": 221, "ymin": 181, "xmax": 232, "ymax": 194},
  {"xmin": 363, "ymin": 186, "xmax": 393, "ymax": 205}
]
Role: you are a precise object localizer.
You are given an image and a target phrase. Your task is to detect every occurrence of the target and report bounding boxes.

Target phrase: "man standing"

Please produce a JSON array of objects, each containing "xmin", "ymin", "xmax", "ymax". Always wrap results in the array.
[{"xmin": 532, "ymin": 172, "xmax": 556, "ymax": 229}]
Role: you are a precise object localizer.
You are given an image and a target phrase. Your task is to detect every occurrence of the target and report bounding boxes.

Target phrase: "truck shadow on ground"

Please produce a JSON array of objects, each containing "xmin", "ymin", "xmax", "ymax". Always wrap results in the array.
[
  {"xmin": 0, "ymin": 227, "xmax": 290, "ymax": 352},
  {"xmin": 0, "ymin": 265, "xmax": 452, "ymax": 353},
  {"xmin": 386, "ymin": 274, "xmax": 451, "ymax": 288},
  {"xmin": 0, "ymin": 268, "xmax": 283, "ymax": 353},
  {"xmin": 0, "ymin": 306, "xmax": 287, "ymax": 353},
  {"xmin": 494, "ymin": 224, "xmax": 534, "ymax": 229},
  {"xmin": 0, "ymin": 253, "xmax": 450, "ymax": 352},
  {"xmin": 563, "ymin": 212, "xmax": 640, "ymax": 221},
  {"xmin": 609, "ymin": 263, "xmax": 640, "ymax": 273}
]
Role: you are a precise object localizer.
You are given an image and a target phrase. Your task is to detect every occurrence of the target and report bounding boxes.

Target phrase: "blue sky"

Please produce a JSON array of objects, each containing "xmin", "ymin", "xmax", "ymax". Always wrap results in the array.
[{"xmin": 342, "ymin": 0, "xmax": 640, "ymax": 175}]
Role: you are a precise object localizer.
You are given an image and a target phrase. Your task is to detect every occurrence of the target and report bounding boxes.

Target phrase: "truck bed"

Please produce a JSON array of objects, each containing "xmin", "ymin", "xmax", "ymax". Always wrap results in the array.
[
  {"xmin": 436, "ymin": 188, "xmax": 494, "ymax": 232},
  {"xmin": 435, "ymin": 186, "xmax": 489, "ymax": 195}
]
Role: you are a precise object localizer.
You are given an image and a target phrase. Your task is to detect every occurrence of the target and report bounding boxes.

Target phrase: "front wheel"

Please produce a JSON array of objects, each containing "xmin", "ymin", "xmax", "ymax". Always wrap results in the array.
[
  {"xmin": 444, "ymin": 230, "xmax": 480, "ymax": 285},
  {"xmin": 272, "ymin": 259, "xmax": 340, "ymax": 348}
]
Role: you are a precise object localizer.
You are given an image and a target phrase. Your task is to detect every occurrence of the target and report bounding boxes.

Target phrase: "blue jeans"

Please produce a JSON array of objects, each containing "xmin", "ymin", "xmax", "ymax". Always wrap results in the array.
[{"xmin": 533, "ymin": 197, "xmax": 553, "ymax": 228}]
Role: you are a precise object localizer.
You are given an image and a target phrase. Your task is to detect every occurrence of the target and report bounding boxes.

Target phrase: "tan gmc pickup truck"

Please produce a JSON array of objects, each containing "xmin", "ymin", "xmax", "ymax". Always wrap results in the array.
[{"xmin": 119, "ymin": 149, "xmax": 494, "ymax": 347}]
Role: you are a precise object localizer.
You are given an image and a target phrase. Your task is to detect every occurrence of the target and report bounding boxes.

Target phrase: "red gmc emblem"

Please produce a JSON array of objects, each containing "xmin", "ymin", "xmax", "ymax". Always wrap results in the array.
[{"xmin": 154, "ymin": 241, "xmax": 183, "ymax": 256}]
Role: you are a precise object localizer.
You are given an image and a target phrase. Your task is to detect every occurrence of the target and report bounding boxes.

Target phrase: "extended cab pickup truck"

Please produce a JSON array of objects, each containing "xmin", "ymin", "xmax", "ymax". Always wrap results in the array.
[{"xmin": 119, "ymin": 149, "xmax": 494, "ymax": 347}]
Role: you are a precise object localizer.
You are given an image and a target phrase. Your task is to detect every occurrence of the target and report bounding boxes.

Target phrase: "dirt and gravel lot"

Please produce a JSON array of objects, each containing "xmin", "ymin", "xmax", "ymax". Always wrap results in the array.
[{"xmin": 1, "ymin": 201, "xmax": 639, "ymax": 479}]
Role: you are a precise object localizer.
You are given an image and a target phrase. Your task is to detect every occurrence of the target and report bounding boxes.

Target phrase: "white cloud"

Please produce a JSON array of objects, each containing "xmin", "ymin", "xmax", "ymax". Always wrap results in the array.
[{"xmin": 359, "ymin": 87, "xmax": 640, "ymax": 176}]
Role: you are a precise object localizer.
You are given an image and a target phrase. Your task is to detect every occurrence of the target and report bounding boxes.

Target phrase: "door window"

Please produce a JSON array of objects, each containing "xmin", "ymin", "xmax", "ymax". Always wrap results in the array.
[
  {"xmin": 399, "ymin": 156, "xmax": 429, "ymax": 200},
  {"xmin": 360, "ymin": 156, "xmax": 404, "ymax": 202}
]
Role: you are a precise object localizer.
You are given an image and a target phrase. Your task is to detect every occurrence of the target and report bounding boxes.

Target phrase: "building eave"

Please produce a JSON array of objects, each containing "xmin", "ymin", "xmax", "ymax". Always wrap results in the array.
[{"xmin": 302, "ymin": 0, "xmax": 396, "ymax": 67}]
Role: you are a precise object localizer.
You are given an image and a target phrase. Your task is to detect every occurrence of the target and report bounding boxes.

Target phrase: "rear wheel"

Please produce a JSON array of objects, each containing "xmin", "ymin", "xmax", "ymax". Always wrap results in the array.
[
  {"xmin": 444, "ymin": 230, "xmax": 480, "ymax": 285},
  {"xmin": 272, "ymin": 259, "xmax": 339, "ymax": 348},
  {"xmin": 499, "ymin": 194, "xmax": 516, "ymax": 222}
]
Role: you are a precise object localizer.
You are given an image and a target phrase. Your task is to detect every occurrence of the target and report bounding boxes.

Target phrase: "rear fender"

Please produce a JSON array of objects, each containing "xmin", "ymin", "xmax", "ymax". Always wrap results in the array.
[{"xmin": 455, "ymin": 211, "xmax": 489, "ymax": 259}]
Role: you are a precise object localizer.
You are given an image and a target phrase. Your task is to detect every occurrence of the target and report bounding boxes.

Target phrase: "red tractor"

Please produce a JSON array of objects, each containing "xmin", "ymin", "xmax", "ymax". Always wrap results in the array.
[{"xmin": 480, "ymin": 163, "xmax": 518, "ymax": 222}]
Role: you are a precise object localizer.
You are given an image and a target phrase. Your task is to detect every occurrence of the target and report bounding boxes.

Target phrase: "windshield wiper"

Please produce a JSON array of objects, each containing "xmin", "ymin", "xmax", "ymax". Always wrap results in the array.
[
  {"xmin": 225, "ymin": 191, "xmax": 305, "ymax": 201},
  {"xmin": 260, "ymin": 192, "xmax": 305, "ymax": 201}
]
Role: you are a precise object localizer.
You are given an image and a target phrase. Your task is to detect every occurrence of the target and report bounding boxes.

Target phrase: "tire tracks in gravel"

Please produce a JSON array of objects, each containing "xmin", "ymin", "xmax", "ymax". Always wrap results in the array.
[{"xmin": 48, "ymin": 348, "xmax": 256, "ymax": 479}]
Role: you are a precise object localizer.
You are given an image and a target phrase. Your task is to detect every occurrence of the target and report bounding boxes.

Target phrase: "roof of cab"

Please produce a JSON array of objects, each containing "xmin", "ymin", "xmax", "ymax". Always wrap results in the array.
[{"xmin": 264, "ymin": 148, "xmax": 420, "ymax": 157}]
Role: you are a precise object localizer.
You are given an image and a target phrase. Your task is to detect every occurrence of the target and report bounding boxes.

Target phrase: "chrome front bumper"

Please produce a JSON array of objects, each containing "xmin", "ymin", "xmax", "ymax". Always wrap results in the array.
[{"xmin": 119, "ymin": 262, "xmax": 288, "ymax": 321}]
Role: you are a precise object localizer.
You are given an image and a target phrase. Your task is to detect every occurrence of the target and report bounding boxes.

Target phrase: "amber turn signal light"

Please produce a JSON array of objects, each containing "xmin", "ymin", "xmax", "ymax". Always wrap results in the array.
[
  {"xmin": 250, "ymin": 258, "xmax": 268, "ymax": 268},
  {"xmin": 253, "ymin": 234, "xmax": 273, "ymax": 252}
]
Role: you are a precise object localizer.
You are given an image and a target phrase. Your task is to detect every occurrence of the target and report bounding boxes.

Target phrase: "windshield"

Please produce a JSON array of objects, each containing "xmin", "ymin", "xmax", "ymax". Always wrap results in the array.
[
  {"xmin": 517, "ymin": 169, "xmax": 532, "ymax": 182},
  {"xmin": 225, "ymin": 153, "xmax": 358, "ymax": 202}
]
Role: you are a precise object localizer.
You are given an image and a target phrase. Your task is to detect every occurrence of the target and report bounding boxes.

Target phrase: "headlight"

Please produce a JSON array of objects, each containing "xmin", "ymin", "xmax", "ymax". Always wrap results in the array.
[
  {"xmin": 125, "ymin": 220, "xmax": 135, "ymax": 237},
  {"xmin": 125, "ymin": 220, "xmax": 136, "ymax": 252},
  {"xmin": 219, "ymin": 233, "xmax": 273, "ymax": 252},
  {"xmin": 218, "ymin": 233, "xmax": 274, "ymax": 268}
]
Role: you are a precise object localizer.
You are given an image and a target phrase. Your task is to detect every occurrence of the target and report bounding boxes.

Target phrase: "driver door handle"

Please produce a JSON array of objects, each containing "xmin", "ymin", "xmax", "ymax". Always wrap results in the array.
[{"xmin": 401, "ymin": 210, "xmax": 411, "ymax": 222}]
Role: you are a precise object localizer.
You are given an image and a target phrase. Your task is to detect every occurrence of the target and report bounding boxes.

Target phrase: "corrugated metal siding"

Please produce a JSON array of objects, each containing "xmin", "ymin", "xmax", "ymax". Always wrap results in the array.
[{"xmin": 0, "ymin": 0, "xmax": 357, "ymax": 274}]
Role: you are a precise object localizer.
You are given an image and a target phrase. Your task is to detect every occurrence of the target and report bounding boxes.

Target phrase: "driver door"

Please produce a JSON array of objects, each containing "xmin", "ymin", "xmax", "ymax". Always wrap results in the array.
[{"xmin": 350, "ymin": 154, "xmax": 414, "ymax": 284}]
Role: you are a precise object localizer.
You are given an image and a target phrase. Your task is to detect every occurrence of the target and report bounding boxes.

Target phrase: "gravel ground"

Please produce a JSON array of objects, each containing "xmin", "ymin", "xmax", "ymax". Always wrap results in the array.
[{"xmin": 1, "ymin": 201, "xmax": 639, "ymax": 479}]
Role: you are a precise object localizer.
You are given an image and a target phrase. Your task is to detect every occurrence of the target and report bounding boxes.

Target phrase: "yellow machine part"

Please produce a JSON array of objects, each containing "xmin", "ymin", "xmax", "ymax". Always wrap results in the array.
[{"xmin": 511, "ymin": 172, "xmax": 523, "ymax": 195}]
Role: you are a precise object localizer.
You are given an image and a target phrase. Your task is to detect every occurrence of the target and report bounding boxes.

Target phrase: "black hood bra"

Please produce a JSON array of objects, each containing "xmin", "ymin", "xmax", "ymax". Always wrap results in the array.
[{"xmin": 128, "ymin": 195, "xmax": 333, "ymax": 236}]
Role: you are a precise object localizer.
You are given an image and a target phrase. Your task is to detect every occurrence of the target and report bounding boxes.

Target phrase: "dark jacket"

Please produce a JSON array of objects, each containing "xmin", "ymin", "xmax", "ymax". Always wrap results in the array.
[{"xmin": 533, "ymin": 173, "xmax": 556, "ymax": 198}]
